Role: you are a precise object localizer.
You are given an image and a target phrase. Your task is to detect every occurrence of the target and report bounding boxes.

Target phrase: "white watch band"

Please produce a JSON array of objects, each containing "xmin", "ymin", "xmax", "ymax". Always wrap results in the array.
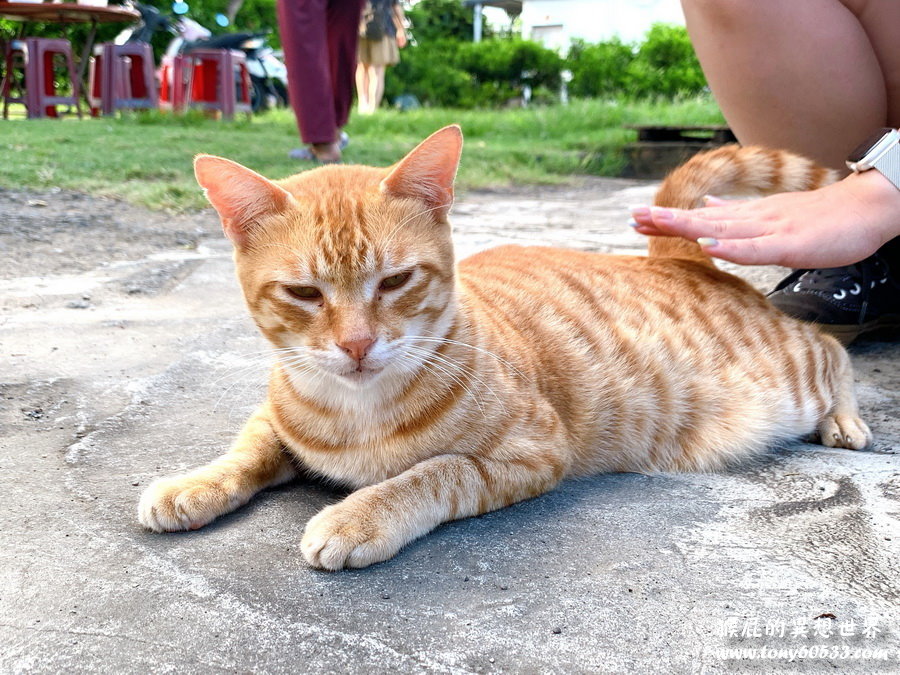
[
  {"xmin": 847, "ymin": 129, "xmax": 900, "ymax": 191},
  {"xmin": 871, "ymin": 140, "xmax": 900, "ymax": 191}
]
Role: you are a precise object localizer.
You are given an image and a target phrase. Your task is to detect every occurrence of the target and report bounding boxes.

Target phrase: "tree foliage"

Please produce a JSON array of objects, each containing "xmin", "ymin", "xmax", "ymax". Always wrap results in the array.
[{"xmin": 406, "ymin": 0, "xmax": 489, "ymax": 43}]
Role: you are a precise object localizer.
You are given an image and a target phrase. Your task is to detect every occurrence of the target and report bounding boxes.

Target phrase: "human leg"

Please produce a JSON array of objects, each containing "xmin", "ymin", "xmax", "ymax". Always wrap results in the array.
[
  {"xmin": 681, "ymin": 0, "xmax": 897, "ymax": 171},
  {"xmin": 326, "ymin": 0, "xmax": 366, "ymax": 129},
  {"xmin": 277, "ymin": 0, "xmax": 338, "ymax": 148},
  {"xmin": 840, "ymin": 0, "xmax": 900, "ymax": 129},
  {"xmin": 370, "ymin": 64, "xmax": 386, "ymax": 110},
  {"xmin": 356, "ymin": 61, "xmax": 371, "ymax": 113}
]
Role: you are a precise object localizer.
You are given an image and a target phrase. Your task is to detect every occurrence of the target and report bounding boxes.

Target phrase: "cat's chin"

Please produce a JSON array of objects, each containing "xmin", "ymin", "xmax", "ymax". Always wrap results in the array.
[{"xmin": 338, "ymin": 366, "xmax": 385, "ymax": 386}]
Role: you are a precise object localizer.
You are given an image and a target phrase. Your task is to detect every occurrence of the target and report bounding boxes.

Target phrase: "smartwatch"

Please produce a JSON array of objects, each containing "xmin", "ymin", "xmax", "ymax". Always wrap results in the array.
[{"xmin": 846, "ymin": 127, "xmax": 900, "ymax": 191}]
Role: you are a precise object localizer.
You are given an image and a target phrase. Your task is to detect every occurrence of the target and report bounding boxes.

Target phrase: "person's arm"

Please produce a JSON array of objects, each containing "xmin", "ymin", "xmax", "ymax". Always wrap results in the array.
[
  {"xmin": 630, "ymin": 168, "xmax": 900, "ymax": 267},
  {"xmin": 393, "ymin": 2, "xmax": 407, "ymax": 48}
]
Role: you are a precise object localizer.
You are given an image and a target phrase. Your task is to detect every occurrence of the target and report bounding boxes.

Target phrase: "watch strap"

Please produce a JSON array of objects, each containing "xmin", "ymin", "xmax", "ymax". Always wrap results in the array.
[
  {"xmin": 847, "ymin": 128, "xmax": 900, "ymax": 191},
  {"xmin": 871, "ymin": 140, "xmax": 900, "ymax": 191}
]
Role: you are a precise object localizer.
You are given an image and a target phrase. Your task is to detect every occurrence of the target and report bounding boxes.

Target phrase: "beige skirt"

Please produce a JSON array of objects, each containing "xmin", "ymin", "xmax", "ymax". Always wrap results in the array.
[{"xmin": 358, "ymin": 36, "xmax": 400, "ymax": 67}]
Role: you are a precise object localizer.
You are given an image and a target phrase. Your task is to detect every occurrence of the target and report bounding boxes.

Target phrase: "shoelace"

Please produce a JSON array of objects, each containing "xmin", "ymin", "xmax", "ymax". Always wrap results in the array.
[{"xmin": 768, "ymin": 254, "xmax": 892, "ymax": 326}]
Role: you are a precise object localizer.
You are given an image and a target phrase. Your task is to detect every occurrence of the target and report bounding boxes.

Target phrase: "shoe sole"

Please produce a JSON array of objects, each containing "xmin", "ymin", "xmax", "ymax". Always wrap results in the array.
[{"xmin": 817, "ymin": 314, "xmax": 900, "ymax": 346}]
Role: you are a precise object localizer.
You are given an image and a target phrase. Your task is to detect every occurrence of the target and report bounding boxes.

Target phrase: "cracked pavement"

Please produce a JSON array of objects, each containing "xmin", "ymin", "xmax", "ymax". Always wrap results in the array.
[{"xmin": 1, "ymin": 180, "xmax": 898, "ymax": 673}]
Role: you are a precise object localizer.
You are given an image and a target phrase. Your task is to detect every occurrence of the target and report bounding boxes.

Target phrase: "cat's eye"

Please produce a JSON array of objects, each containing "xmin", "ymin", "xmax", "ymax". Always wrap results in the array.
[
  {"xmin": 380, "ymin": 271, "xmax": 412, "ymax": 291},
  {"xmin": 286, "ymin": 285, "xmax": 322, "ymax": 301}
]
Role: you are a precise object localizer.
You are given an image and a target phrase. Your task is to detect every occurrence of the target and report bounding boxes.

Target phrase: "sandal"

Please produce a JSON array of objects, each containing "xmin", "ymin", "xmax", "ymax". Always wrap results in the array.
[
  {"xmin": 288, "ymin": 146, "xmax": 341, "ymax": 164},
  {"xmin": 288, "ymin": 132, "xmax": 350, "ymax": 164}
]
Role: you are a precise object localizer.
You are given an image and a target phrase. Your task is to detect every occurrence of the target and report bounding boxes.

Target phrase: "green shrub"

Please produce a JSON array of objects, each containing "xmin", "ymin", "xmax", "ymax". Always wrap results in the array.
[
  {"xmin": 385, "ymin": 37, "xmax": 562, "ymax": 108},
  {"xmin": 461, "ymin": 38, "xmax": 563, "ymax": 94},
  {"xmin": 566, "ymin": 38, "xmax": 635, "ymax": 98},
  {"xmin": 387, "ymin": 22, "xmax": 707, "ymax": 109},
  {"xmin": 626, "ymin": 24, "xmax": 707, "ymax": 98},
  {"xmin": 385, "ymin": 40, "xmax": 474, "ymax": 108},
  {"xmin": 567, "ymin": 24, "xmax": 706, "ymax": 100}
]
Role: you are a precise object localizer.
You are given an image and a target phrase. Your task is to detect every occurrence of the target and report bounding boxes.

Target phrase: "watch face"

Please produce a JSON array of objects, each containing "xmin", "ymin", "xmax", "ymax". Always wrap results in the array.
[{"xmin": 847, "ymin": 127, "xmax": 895, "ymax": 162}]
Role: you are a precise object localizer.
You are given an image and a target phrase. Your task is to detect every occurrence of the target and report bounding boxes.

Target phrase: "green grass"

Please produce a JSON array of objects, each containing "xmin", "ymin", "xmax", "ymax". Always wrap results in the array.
[{"xmin": 1, "ymin": 98, "xmax": 723, "ymax": 211}]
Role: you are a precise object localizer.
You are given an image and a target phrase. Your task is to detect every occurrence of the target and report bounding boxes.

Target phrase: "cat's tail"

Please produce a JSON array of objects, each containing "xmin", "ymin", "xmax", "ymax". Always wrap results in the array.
[{"xmin": 647, "ymin": 144, "xmax": 838, "ymax": 264}]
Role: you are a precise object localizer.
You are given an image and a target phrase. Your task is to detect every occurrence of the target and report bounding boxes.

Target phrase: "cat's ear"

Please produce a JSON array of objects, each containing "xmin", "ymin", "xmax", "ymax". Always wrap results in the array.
[
  {"xmin": 194, "ymin": 155, "xmax": 293, "ymax": 247},
  {"xmin": 380, "ymin": 125, "xmax": 463, "ymax": 222}
]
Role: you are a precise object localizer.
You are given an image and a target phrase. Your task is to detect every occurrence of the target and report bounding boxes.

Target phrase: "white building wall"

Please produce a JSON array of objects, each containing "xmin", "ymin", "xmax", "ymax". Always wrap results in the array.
[{"xmin": 521, "ymin": 0, "xmax": 685, "ymax": 49}]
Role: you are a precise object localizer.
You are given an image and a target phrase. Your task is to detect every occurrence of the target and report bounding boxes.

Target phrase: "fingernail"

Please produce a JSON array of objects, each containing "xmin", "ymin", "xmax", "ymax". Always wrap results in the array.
[
  {"xmin": 629, "ymin": 206, "xmax": 651, "ymax": 218},
  {"xmin": 627, "ymin": 218, "xmax": 639, "ymax": 228},
  {"xmin": 697, "ymin": 237, "xmax": 719, "ymax": 247},
  {"xmin": 650, "ymin": 207, "xmax": 674, "ymax": 223}
]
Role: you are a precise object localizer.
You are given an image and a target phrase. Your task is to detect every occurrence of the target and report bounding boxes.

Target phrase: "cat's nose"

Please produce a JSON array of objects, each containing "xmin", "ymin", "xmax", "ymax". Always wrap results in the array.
[{"xmin": 338, "ymin": 337, "xmax": 375, "ymax": 362}]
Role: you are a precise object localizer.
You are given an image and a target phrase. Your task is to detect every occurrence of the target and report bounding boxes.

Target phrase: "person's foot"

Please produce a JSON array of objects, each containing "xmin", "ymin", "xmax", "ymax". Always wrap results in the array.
[
  {"xmin": 288, "ymin": 133, "xmax": 350, "ymax": 164},
  {"xmin": 289, "ymin": 143, "xmax": 341, "ymax": 164},
  {"xmin": 312, "ymin": 142, "xmax": 342, "ymax": 162},
  {"xmin": 767, "ymin": 250, "xmax": 900, "ymax": 345}
]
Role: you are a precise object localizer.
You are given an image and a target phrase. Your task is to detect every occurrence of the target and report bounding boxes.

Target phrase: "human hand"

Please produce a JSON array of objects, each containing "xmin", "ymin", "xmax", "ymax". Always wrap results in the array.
[
  {"xmin": 396, "ymin": 31, "xmax": 407, "ymax": 48},
  {"xmin": 630, "ymin": 170, "xmax": 900, "ymax": 268}
]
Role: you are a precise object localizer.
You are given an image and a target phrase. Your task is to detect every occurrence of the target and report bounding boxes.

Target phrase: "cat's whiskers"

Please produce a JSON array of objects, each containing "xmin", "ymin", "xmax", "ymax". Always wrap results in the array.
[
  {"xmin": 274, "ymin": 354, "xmax": 334, "ymax": 404},
  {"xmin": 206, "ymin": 346, "xmax": 308, "ymax": 388},
  {"xmin": 401, "ymin": 335, "xmax": 531, "ymax": 382},
  {"xmin": 213, "ymin": 371, "xmax": 267, "ymax": 415},
  {"xmin": 208, "ymin": 359, "xmax": 301, "ymax": 419},
  {"xmin": 275, "ymin": 352, "xmax": 324, "ymax": 381},
  {"xmin": 207, "ymin": 359, "xmax": 275, "ymax": 410},
  {"xmin": 426, "ymin": 349, "xmax": 506, "ymax": 416},
  {"xmin": 399, "ymin": 343, "xmax": 502, "ymax": 416},
  {"xmin": 393, "ymin": 350, "xmax": 488, "ymax": 418},
  {"xmin": 401, "ymin": 346, "xmax": 485, "ymax": 412},
  {"xmin": 206, "ymin": 356, "xmax": 273, "ymax": 384},
  {"xmin": 210, "ymin": 347, "xmax": 314, "ymax": 414},
  {"xmin": 222, "ymin": 357, "xmax": 325, "ymax": 424},
  {"xmin": 284, "ymin": 361, "xmax": 330, "ymax": 396}
]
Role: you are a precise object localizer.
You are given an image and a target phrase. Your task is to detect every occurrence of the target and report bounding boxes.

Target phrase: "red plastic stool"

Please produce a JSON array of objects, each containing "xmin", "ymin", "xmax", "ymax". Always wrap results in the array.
[
  {"xmin": 1, "ymin": 38, "xmax": 82, "ymax": 119},
  {"xmin": 183, "ymin": 49, "xmax": 251, "ymax": 119},
  {"xmin": 88, "ymin": 42, "xmax": 158, "ymax": 116},
  {"xmin": 158, "ymin": 54, "xmax": 188, "ymax": 113}
]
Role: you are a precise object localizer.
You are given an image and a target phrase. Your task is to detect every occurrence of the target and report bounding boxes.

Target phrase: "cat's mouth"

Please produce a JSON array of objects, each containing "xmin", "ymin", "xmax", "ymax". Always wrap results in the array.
[{"xmin": 340, "ymin": 364, "xmax": 384, "ymax": 382}]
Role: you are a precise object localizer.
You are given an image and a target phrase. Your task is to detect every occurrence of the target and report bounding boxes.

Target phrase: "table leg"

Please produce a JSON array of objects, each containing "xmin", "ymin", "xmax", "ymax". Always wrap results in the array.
[{"xmin": 77, "ymin": 19, "xmax": 98, "ymax": 112}]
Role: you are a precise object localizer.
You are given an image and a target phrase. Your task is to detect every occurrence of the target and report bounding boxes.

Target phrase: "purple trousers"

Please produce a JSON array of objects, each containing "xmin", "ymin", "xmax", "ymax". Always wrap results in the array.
[{"xmin": 277, "ymin": 0, "xmax": 365, "ymax": 145}]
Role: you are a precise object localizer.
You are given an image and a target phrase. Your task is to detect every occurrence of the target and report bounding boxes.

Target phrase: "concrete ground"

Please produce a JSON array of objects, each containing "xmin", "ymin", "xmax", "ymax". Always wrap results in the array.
[{"xmin": 1, "ymin": 179, "xmax": 898, "ymax": 674}]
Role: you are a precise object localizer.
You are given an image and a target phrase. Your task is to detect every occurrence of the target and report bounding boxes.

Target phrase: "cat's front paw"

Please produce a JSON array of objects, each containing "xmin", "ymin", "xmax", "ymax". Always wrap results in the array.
[
  {"xmin": 138, "ymin": 474, "xmax": 236, "ymax": 532},
  {"xmin": 301, "ymin": 501, "xmax": 401, "ymax": 570}
]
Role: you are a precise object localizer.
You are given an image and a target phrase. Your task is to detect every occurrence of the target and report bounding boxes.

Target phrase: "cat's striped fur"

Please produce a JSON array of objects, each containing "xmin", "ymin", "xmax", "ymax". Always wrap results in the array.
[{"xmin": 138, "ymin": 127, "xmax": 871, "ymax": 570}]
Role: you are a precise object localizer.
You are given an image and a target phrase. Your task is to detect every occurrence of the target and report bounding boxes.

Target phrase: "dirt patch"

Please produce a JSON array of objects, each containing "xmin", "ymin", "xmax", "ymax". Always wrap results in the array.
[{"xmin": 0, "ymin": 188, "xmax": 218, "ymax": 279}]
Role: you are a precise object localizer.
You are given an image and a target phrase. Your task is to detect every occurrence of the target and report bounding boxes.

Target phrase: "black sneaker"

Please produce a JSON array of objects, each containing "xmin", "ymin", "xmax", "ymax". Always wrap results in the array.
[{"xmin": 767, "ymin": 251, "xmax": 900, "ymax": 345}]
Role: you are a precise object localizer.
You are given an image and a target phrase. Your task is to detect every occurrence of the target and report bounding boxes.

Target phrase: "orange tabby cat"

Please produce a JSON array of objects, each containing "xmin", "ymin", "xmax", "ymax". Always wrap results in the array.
[{"xmin": 138, "ymin": 126, "xmax": 871, "ymax": 570}]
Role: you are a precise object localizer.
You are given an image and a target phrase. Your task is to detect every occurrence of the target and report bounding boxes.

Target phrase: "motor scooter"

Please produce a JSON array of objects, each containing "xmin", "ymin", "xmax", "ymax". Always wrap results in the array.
[{"xmin": 115, "ymin": 2, "xmax": 288, "ymax": 112}]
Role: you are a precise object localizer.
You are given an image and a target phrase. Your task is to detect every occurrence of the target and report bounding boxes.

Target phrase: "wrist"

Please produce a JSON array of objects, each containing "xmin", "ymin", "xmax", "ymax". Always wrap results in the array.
[{"xmin": 842, "ymin": 169, "xmax": 900, "ymax": 247}]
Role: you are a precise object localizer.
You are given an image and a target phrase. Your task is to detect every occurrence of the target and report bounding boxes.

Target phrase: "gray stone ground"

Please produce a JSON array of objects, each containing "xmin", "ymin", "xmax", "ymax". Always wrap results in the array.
[{"xmin": 1, "ymin": 180, "xmax": 898, "ymax": 674}]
